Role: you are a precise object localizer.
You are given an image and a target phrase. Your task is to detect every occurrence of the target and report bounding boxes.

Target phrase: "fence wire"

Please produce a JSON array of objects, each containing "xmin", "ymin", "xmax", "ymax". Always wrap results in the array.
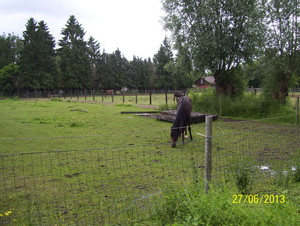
[
  {"xmin": 1, "ymin": 120, "xmax": 300, "ymax": 225},
  {"xmin": 0, "ymin": 135, "xmax": 206, "ymax": 225},
  {"xmin": 211, "ymin": 121, "xmax": 300, "ymax": 194}
]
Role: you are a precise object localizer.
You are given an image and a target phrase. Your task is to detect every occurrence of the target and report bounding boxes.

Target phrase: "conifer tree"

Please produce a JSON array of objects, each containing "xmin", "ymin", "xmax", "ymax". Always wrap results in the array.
[
  {"xmin": 58, "ymin": 15, "xmax": 92, "ymax": 90},
  {"xmin": 153, "ymin": 37, "xmax": 174, "ymax": 89},
  {"xmin": 19, "ymin": 18, "xmax": 57, "ymax": 90}
]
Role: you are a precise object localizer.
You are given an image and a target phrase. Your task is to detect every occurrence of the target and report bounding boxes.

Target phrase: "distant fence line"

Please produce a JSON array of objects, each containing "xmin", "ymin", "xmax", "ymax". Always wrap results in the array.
[
  {"xmin": 1, "ymin": 116, "xmax": 300, "ymax": 225},
  {"xmin": 1, "ymin": 87, "xmax": 300, "ymax": 99},
  {"xmin": 0, "ymin": 88, "xmax": 189, "ymax": 105}
]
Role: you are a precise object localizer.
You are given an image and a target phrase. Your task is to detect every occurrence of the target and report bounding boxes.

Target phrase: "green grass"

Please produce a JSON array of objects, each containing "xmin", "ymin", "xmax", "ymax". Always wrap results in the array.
[{"xmin": 0, "ymin": 98, "xmax": 299, "ymax": 225}]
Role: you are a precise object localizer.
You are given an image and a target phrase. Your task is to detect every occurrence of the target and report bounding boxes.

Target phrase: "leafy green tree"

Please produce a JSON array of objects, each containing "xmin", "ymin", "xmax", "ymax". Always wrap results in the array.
[
  {"xmin": 164, "ymin": 47, "xmax": 194, "ymax": 91},
  {"xmin": 58, "ymin": 15, "xmax": 92, "ymax": 90},
  {"xmin": 0, "ymin": 63, "xmax": 20, "ymax": 94},
  {"xmin": 262, "ymin": 0, "xmax": 300, "ymax": 103},
  {"xmin": 0, "ymin": 33, "xmax": 22, "ymax": 69},
  {"xmin": 18, "ymin": 18, "xmax": 57, "ymax": 90},
  {"xmin": 244, "ymin": 60, "xmax": 265, "ymax": 88},
  {"xmin": 153, "ymin": 37, "xmax": 174, "ymax": 89},
  {"xmin": 162, "ymin": 0, "xmax": 266, "ymax": 96}
]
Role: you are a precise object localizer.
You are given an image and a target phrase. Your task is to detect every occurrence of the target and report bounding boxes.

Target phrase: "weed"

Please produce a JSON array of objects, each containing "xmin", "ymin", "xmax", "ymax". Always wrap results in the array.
[
  {"xmin": 13, "ymin": 96, "xmax": 19, "ymax": 101},
  {"xmin": 293, "ymin": 161, "xmax": 300, "ymax": 183},
  {"xmin": 230, "ymin": 158, "xmax": 254, "ymax": 195}
]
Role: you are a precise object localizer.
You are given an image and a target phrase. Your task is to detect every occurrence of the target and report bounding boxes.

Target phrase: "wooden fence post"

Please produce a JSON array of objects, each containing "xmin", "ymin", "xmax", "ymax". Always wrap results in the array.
[
  {"xmin": 296, "ymin": 97, "xmax": 299, "ymax": 124},
  {"xmin": 112, "ymin": 89, "xmax": 114, "ymax": 102},
  {"xmin": 136, "ymin": 88, "xmax": 138, "ymax": 104},
  {"xmin": 85, "ymin": 90, "xmax": 87, "ymax": 100},
  {"xmin": 93, "ymin": 89, "xmax": 95, "ymax": 101},
  {"xmin": 220, "ymin": 95, "xmax": 222, "ymax": 117},
  {"xmin": 205, "ymin": 116, "xmax": 212, "ymax": 194},
  {"xmin": 150, "ymin": 89, "xmax": 152, "ymax": 105},
  {"xmin": 165, "ymin": 89, "xmax": 168, "ymax": 104},
  {"xmin": 102, "ymin": 89, "xmax": 104, "ymax": 101},
  {"xmin": 123, "ymin": 89, "xmax": 125, "ymax": 103}
]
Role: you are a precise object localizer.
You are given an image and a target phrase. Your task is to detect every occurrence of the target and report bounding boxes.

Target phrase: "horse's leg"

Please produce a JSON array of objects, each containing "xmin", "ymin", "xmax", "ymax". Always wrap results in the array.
[
  {"xmin": 181, "ymin": 131, "xmax": 185, "ymax": 145},
  {"xmin": 184, "ymin": 127, "xmax": 188, "ymax": 139},
  {"xmin": 188, "ymin": 119, "xmax": 193, "ymax": 140}
]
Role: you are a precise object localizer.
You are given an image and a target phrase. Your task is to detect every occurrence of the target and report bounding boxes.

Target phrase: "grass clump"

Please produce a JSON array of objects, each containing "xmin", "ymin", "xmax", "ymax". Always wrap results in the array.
[
  {"xmin": 159, "ymin": 103, "xmax": 177, "ymax": 112},
  {"xmin": 114, "ymin": 102, "xmax": 134, "ymax": 107}
]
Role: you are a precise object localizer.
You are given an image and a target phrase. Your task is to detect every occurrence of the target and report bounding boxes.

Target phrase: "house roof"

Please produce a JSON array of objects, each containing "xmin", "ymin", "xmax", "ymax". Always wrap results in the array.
[
  {"xmin": 194, "ymin": 76, "xmax": 215, "ymax": 84},
  {"xmin": 203, "ymin": 76, "xmax": 215, "ymax": 84}
]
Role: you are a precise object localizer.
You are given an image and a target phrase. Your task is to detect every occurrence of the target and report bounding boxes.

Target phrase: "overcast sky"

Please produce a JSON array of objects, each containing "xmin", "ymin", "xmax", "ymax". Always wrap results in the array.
[{"xmin": 0, "ymin": 0, "xmax": 169, "ymax": 60}]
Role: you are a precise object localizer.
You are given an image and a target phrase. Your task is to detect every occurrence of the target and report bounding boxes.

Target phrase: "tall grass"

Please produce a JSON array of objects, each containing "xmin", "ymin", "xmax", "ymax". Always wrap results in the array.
[
  {"xmin": 189, "ymin": 88, "xmax": 297, "ymax": 122},
  {"xmin": 146, "ymin": 179, "xmax": 300, "ymax": 226}
]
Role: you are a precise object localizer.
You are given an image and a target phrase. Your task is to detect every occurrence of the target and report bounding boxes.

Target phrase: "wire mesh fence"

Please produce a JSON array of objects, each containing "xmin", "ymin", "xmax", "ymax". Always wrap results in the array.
[
  {"xmin": 211, "ymin": 120, "xmax": 300, "ymax": 194},
  {"xmin": 0, "ymin": 134, "xmax": 206, "ymax": 225},
  {"xmin": 1, "ymin": 119, "xmax": 299, "ymax": 225}
]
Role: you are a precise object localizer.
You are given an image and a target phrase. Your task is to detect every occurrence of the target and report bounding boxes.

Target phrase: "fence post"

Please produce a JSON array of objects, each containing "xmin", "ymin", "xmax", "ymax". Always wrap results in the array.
[
  {"xmin": 296, "ymin": 97, "xmax": 299, "ymax": 124},
  {"xmin": 123, "ymin": 89, "xmax": 125, "ymax": 103},
  {"xmin": 93, "ymin": 89, "xmax": 95, "ymax": 101},
  {"xmin": 85, "ymin": 90, "xmax": 87, "ymax": 101},
  {"xmin": 220, "ymin": 95, "xmax": 222, "ymax": 117},
  {"xmin": 112, "ymin": 89, "xmax": 114, "ymax": 102},
  {"xmin": 150, "ymin": 89, "xmax": 152, "ymax": 105},
  {"xmin": 136, "ymin": 88, "xmax": 138, "ymax": 104},
  {"xmin": 205, "ymin": 116, "xmax": 212, "ymax": 194},
  {"xmin": 102, "ymin": 89, "xmax": 103, "ymax": 101},
  {"xmin": 165, "ymin": 89, "xmax": 168, "ymax": 104}
]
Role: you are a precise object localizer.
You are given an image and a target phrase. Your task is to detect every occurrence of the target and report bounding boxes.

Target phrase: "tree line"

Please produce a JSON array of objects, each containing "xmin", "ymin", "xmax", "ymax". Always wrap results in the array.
[
  {"xmin": 1, "ymin": 0, "xmax": 300, "ymax": 103},
  {"xmin": 0, "ymin": 15, "xmax": 193, "ymax": 96}
]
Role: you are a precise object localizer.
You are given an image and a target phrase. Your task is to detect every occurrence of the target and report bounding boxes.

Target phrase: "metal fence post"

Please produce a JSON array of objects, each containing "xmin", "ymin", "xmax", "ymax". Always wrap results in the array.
[{"xmin": 205, "ymin": 116, "xmax": 212, "ymax": 194}]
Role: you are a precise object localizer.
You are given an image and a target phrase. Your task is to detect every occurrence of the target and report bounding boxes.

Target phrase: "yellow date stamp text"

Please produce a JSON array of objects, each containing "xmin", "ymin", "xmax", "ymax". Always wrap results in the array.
[{"xmin": 233, "ymin": 195, "xmax": 285, "ymax": 204}]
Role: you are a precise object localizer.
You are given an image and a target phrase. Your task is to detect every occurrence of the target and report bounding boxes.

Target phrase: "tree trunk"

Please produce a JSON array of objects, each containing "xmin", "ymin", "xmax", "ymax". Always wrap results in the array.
[{"xmin": 278, "ymin": 80, "xmax": 289, "ymax": 104}]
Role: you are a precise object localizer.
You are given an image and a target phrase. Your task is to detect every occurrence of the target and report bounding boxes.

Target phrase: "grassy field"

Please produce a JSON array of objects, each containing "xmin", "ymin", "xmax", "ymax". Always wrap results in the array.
[{"xmin": 0, "ymin": 97, "xmax": 299, "ymax": 225}]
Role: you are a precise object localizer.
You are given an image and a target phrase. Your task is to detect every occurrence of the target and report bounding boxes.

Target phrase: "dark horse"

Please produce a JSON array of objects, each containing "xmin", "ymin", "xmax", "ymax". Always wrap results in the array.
[
  {"xmin": 105, "ymin": 90, "xmax": 113, "ymax": 98},
  {"xmin": 170, "ymin": 96, "xmax": 193, "ymax": 147},
  {"xmin": 173, "ymin": 91, "xmax": 184, "ymax": 102}
]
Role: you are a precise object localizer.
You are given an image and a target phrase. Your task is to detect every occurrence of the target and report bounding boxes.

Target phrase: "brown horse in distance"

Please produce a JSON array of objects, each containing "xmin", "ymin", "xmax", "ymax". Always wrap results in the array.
[
  {"xmin": 173, "ymin": 91, "xmax": 184, "ymax": 102},
  {"xmin": 105, "ymin": 90, "xmax": 113, "ymax": 98},
  {"xmin": 170, "ymin": 96, "xmax": 193, "ymax": 148}
]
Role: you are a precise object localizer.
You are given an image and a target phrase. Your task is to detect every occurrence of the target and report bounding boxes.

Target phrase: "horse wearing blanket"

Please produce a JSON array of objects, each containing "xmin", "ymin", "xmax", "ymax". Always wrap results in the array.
[{"xmin": 170, "ymin": 96, "xmax": 193, "ymax": 147}]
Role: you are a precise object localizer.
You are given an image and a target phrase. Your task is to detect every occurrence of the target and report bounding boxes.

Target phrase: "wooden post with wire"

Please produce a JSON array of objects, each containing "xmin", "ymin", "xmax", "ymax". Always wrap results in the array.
[
  {"xmin": 296, "ymin": 97, "xmax": 299, "ymax": 124},
  {"xmin": 205, "ymin": 116, "xmax": 212, "ymax": 194}
]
